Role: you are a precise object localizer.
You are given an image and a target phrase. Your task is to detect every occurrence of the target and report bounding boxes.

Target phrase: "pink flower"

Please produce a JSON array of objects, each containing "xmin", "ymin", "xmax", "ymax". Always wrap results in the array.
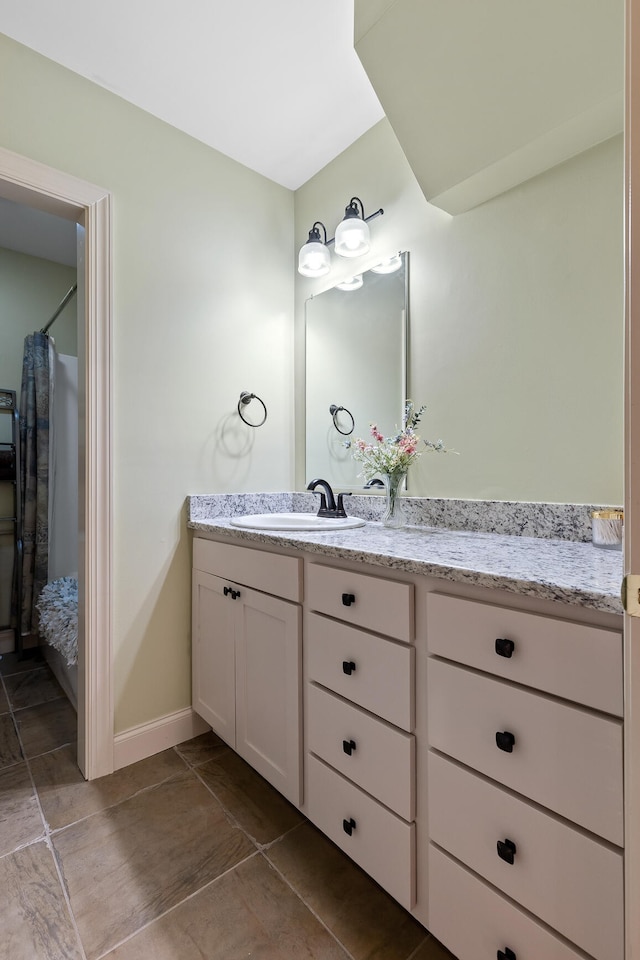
[{"xmin": 370, "ymin": 424, "xmax": 384, "ymax": 442}]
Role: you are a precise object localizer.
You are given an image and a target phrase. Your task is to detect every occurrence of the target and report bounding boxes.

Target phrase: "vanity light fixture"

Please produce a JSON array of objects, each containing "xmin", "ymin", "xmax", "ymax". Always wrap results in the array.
[
  {"xmin": 298, "ymin": 221, "xmax": 331, "ymax": 278},
  {"xmin": 297, "ymin": 199, "xmax": 384, "ymax": 277},
  {"xmin": 370, "ymin": 254, "xmax": 403, "ymax": 275},
  {"xmin": 335, "ymin": 197, "xmax": 381, "ymax": 258},
  {"xmin": 336, "ymin": 274, "xmax": 363, "ymax": 291}
]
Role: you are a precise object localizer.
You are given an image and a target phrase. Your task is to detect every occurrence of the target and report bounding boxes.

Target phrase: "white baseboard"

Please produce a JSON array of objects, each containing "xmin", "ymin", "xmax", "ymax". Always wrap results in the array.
[{"xmin": 113, "ymin": 707, "xmax": 210, "ymax": 771}]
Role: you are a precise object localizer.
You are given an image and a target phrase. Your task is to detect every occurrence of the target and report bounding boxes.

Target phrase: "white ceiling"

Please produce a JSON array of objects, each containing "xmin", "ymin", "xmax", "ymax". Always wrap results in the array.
[{"xmin": 0, "ymin": 0, "xmax": 384, "ymax": 190}]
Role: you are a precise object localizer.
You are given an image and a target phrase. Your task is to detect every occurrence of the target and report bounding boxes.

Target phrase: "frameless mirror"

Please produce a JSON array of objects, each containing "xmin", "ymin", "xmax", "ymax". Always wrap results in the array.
[{"xmin": 305, "ymin": 252, "xmax": 407, "ymax": 489}]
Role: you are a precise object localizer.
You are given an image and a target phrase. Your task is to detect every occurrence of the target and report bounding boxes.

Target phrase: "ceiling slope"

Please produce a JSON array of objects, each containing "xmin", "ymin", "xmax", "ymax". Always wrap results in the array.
[{"xmin": 354, "ymin": 0, "xmax": 624, "ymax": 214}]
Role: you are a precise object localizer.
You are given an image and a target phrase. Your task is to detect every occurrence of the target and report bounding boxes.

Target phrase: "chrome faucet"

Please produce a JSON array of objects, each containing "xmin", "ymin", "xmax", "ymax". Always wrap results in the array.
[{"xmin": 307, "ymin": 478, "xmax": 351, "ymax": 518}]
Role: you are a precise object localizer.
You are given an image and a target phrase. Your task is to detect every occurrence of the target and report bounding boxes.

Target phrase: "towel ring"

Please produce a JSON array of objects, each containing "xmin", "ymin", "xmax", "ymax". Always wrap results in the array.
[
  {"xmin": 329, "ymin": 404, "xmax": 355, "ymax": 436},
  {"xmin": 238, "ymin": 391, "xmax": 267, "ymax": 427}
]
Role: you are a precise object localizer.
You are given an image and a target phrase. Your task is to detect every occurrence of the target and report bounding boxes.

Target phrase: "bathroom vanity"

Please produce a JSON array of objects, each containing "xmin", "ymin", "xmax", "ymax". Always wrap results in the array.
[{"xmin": 189, "ymin": 498, "xmax": 623, "ymax": 960}]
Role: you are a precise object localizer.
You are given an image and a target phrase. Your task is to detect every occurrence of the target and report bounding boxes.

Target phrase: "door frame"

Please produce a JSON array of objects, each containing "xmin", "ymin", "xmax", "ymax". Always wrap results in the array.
[
  {"xmin": 626, "ymin": 1, "xmax": 640, "ymax": 956},
  {"xmin": 0, "ymin": 146, "xmax": 113, "ymax": 780}
]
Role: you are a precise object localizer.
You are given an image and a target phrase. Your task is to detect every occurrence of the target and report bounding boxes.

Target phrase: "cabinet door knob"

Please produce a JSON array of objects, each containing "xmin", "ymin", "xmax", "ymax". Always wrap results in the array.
[
  {"xmin": 343, "ymin": 817, "xmax": 356, "ymax": 836},
  {"xmin": 342, "ymin": 739, "xmax": 357, "ymax": 756},
  {"xmin": 231, "ymin": 589, "xmax": 241, "ymax": 600},
  {"xmin": 495, "ymin": 638, "xmax": 515, "ymax": 658},
  {"xmin": 342, "ymin": 593, "xmax": 356, "ymax": 606},
  {"xmin": 495, "ymin": 731, "xmax": 516, "ymax": 753},
  {"xmin": 342, "ymin": 660, "xmax": 356, "ymax": 675},
  {"xmin": 497, "ymin": 839, "xmax": 517, "ymax": 864},
  {"xmin": 223, "ymin": 586, "xmax": 231, "ymax": 597},
  {"xmin": 497, "ymin": 949, "xmax": 517, "ymax": 960}
]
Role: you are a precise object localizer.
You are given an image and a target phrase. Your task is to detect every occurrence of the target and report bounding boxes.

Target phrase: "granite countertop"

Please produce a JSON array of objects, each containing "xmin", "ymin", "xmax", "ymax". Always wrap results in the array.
[{"xmin": 188, "ymin": 515, "xmax": 624, "ymax": 616}]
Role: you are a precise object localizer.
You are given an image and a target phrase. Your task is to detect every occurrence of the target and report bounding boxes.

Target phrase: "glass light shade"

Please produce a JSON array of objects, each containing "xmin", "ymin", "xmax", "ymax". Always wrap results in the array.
[
  {"xmin": 371, "ymin": 254, "xmax": 402, "ymax": 275},
  {"xmin": 298, "ymin": 241, "xmax": 331, "ymax": 277},
  {"xmin": 334, "ymin": 216, "xmax": 370, "ymax": 258},
  {"xmin": 336, "ymin": 275, "xmax": 363, "ymax": 291}
]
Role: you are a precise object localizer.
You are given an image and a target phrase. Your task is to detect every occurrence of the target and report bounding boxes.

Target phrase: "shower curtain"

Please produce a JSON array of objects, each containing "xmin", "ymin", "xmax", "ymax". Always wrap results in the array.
[{"xmin": 19, "ymin": 332, "xmax": 54, "ymax": 635}]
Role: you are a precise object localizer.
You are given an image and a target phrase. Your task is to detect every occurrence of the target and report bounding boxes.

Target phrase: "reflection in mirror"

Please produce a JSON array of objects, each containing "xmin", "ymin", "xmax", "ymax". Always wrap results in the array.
[{"xmin": 305, "ymin": 252, "xmax": 407, "ymax": 490}]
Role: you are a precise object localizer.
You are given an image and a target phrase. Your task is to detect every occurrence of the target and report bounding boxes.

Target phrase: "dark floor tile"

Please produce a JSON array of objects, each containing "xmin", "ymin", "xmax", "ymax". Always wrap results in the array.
[
  {"xmin": 4, "ymin": 666, "xmax": 63, "ymax": 711},
  {"xmin": 52, "ymin": 769, "xmax": 255, "ymax": 960},
  {"xmin": 0, "ymin": 650, "xmax": 44, "ymax": 677},
  {"xmin": 0, "ymin": 713, "xmax": 22, "ymax": 770},
  {"xmin": 410, "ymin": 936, "xmax": 457, "ymax": 959},
  {"xmin": 174, "ymin": 729, "xmax": 228, "ymax": 766},
  {"xmin": 14, "ymin": 697, "xmax": 76, "ymax": 759},
  {"xmin": 197, "ymin": 748, "xmax": 303, "ymax": 845},
  {"xmin": 0, "ymin": 841, "xmax": 83, "ymax": 959},
  {"xmin": 0, "ymin": 761, "xmax": 44, "ymax": 856},
  {"xmin": 102, "ymin": 853, "xmax": 350, "ymax": 960},
  {"xmin": 32, "ymin": 744, "xmax": 188, "ymax": 830},
  {"xmin": 267, "ymin": 822, "xmax": 426, "ymax": 960}
]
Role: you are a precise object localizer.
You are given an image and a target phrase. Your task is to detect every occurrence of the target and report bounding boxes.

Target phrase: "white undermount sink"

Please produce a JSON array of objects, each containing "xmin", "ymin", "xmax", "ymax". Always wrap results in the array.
[{"xmin": 229, "ymin": 512, "xmax": 366, "ymax": 531}]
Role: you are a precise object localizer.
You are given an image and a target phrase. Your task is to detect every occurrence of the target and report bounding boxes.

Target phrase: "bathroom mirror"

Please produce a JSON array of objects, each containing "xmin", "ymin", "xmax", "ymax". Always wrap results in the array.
[{"xmin": 305, "ymin": 253, "xmax": 407, "ymax": 489}]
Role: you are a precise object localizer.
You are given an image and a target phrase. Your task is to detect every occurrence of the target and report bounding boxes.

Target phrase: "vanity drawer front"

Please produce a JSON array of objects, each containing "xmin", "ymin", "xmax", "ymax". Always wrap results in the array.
[
  {"xmin": 427, "ymin": 658, "xmax": 623, "ymax": 845},
  {"xmin": 306, "ymin": 562, "xmax": 413, "ymax": 642},
  {"xmin": 427, "ymin": 592, "xmax": 622, "ymax": 716},
  {"xmin": 193, "ymin": 538, "xmax": 302, "ymax": 603},
  {"xmin": 307, "ymin": 683, "xmax": 415, "ymax": 820},
  {"xmin": 307, "ymin": 613, "xmax": 414, "ymax": 730},
  {"xmin": 307, "ymin": 754, "xmax": 415, "ymax": 910},
  {"xmin": 428, "ymin": 845, "xmax": 597, "ymax": 960},
  {"xmin": 428, "ymin": 752, "xmax": 623, "ymax": 960}
]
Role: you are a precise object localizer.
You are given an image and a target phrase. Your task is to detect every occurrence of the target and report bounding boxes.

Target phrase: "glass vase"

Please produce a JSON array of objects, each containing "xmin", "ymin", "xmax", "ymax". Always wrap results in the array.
[{"xmin": 381, "ymin": 471, "xmax": 407, "ymax": 528}]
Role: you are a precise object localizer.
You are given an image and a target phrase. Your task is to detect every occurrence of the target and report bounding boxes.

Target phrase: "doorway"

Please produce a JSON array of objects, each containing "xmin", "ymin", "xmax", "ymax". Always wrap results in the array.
[{"xmin": 0, "ymin": 145, "xmax": 113, "ymax": 780}]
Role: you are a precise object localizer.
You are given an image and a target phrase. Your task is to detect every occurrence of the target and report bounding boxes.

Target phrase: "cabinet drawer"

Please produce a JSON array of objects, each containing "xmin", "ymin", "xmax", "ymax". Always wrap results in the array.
[
  {"xmin": 428, "ymin": 753, "xmax": 623, "ymax": 960},
  {"xmin": 193, "ymin": 538, "xmax": 302, "ymax": 602},
  {"xmin": 428, "ymin": 845, "xmax": 596, "ymax": 960},
  {"xmin": 307, "ymin": 754, "xmax": 415, "ymax": 910},
  {"xmin": 428, "ymin": 658, "xmax": 623, "ymax": 845},
  {"xmin": 307, "ymin": 613, "xmax": 414, "ymax": 730},
  {"xmin": 427, "ymin": 593, "xmax": 622, "ymax": 716},
  {"xmin": 306, "ymin": 563, "xmax": 413, "ymax": 641},
  {"xmin": 308, "ymin": 684, "xmax": 415, "ymax": 820}
]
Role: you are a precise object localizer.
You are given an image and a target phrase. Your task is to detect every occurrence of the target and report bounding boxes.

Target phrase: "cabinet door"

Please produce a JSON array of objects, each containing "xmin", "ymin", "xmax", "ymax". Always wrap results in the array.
[
  {"xmin": 235, "ymin": 587, "xmax": 302, "ymax": 805},
  {"xmin": 192, "ymin": 570, "xmax": 236, "ymax": 745}
]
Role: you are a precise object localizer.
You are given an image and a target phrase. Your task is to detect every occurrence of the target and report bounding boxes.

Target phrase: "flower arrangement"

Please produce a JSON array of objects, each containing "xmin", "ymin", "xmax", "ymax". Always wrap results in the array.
[{"xmin": 349, "ymin": 400, "xmax": 449, "ymax": 482}]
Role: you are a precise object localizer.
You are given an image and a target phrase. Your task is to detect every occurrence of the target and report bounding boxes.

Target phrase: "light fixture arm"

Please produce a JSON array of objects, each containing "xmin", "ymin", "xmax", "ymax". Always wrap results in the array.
[{"xmin": 308, "ymin": 221, "xmax": 328, "ymax": 244}]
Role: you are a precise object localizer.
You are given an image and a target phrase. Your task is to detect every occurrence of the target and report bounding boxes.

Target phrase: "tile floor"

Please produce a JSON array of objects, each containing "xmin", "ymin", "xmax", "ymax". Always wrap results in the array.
[{"xmin": 0, "ymin": 652, "xmax": 454, "ymax": 960}]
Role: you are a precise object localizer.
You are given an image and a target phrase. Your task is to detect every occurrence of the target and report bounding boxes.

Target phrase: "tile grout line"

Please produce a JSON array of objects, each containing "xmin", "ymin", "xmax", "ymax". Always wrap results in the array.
[
  {"xmin": 188, "ymin": 759, "xmax": 359, "ymax": 959},
  {"xmin": 260, "ymin": 847, "xmax": 360, "ymax": 960},
  {"xmin": 90, "ymin": 848, "xmax": 263, "ymax": 960},
  {"xmin": 5, "ymin": 661, "xmax": 89, "ymax": 960}
]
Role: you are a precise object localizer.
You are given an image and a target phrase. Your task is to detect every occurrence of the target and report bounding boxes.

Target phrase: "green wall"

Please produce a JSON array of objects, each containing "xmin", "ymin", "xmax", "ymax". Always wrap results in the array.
[
  {"xmin": 295, "ymin": 119, "xmax": 623, "ymax": 504},
  {"xmin": 0, "ymin": 34, "xmax": 295, "ymax": 733}
]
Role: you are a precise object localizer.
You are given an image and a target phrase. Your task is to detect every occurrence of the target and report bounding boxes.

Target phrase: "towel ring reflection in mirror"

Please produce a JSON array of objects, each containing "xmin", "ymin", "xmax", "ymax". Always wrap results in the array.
[
  {"xmin": 238, "ymin": 391, "xmax": 268, "ymax": 427},
  {"xmin": 329, "ymin": 404, "xmax": 355, "ymax": 436}
]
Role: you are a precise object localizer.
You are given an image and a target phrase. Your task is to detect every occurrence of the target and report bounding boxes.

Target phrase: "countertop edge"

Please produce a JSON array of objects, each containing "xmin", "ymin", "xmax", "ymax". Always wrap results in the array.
[{"xmin": 187, "ymin": 519, "xmax": 623, "ymax": 616}]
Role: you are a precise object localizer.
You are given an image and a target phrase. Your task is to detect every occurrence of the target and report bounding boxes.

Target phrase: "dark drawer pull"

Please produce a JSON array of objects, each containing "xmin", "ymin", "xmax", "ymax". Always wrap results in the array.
[
  {"xmin": 343, "ymin": 817, "xmax": 356, "ymax": 836},
  {"xmin": 343, "ymin": 739, "xmax": 356, "ymax": 756},
  {"xmin": 342, "ymin": 660, "xmax": 356, "ymax": 675},
  {"xmin": 231, "ymin": 589, "xmax": 240, "ymax": 600},
  {"xmin": 497, "ymin": 839, "xmax": 517, "ymax": 864},
  {"xmin": 495, "ymin": 730, "xmax": 515, "ymax": 753},
  {"xmin": 342, "ymin": 593, "xmax": 356, "ymax": 607},
  {"xmin": 495, "ymin": 638, "xmax": 515, "ymax": 658},
  {"xmin": 223, "ymin": 586, "xmax": 231, "ymax": 596},
  {"xmin": 497, "ymin": 949, "xmax": 517, "ymax": 960}
]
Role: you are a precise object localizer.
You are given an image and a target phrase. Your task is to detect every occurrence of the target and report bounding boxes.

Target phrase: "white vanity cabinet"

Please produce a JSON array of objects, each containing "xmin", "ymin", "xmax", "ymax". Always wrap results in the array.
[
  {"xmin": 425, "ymin": 592, "xmax": 624, "ymax": 960},
  {"xmin": 192, "ymin": 538, "xmax": 303, "ymax": 805},
  {"xmin": 304, "ymin": 561, "xmax": 417, "ymax": 909},
  {"xmin": 190, "ymin": 528, "xmax": 626, "ymax": 960}
]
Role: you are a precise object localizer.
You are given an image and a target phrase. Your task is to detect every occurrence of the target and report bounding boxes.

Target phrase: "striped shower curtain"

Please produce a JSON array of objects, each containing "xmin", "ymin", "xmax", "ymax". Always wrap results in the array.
[{"xmin": 19, "ymin": 332, "xmax": 53, "ymax": 635}]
